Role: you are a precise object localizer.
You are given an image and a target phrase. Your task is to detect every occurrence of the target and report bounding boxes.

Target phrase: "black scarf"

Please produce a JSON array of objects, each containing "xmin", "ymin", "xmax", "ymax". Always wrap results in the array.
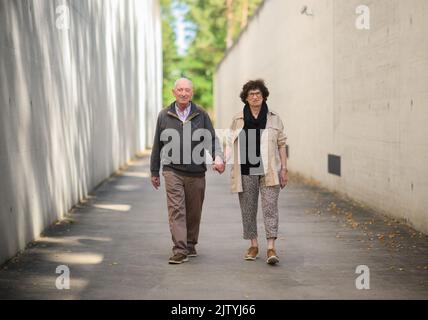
[
  {"xmin": 240, "ymin": 102, "xmax": 268, "ymax": 175},
  {"xmin": 243, "ymin": 102, "xmax": 268, "ymax": 130}
]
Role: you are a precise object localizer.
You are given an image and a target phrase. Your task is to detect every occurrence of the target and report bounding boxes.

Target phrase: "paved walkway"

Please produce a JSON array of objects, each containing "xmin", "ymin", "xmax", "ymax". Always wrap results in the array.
[{"xmin": 0, "ymin": 156, "xmax": 427, "ymax": 299}]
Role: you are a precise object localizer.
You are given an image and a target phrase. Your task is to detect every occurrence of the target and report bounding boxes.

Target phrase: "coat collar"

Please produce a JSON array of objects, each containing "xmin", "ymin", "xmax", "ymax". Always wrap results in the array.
[
  {"xmin": 232, "ymin": 108, "xmax": 278, "ymax": 120},
  {"xmin": 168, "ymin": 101, "xmax": 199, "ymax": 117}
]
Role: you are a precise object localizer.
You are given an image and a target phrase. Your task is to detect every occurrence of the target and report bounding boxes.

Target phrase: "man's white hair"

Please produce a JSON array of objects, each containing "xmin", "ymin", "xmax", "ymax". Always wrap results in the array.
[{"xmin": 174, "ymin": 78, "xmax": 193, "ymax": 89}]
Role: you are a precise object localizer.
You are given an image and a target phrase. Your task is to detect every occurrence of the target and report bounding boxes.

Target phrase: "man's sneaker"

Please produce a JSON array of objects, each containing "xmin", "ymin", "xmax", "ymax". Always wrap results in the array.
[
  {"xmin": 244, "ymin": 247, "xmax": 259, "ymax": 261},
  {"xmin": 188, "ymin": 248, "xmax": 198, "ymax": 257},
  {"xmin": 169, "ymin": 253, "xmax": 188, "ymax": 264},
  {"xmin": 266, "ymin": 249, "xmax": 279, "ymax": 265}
]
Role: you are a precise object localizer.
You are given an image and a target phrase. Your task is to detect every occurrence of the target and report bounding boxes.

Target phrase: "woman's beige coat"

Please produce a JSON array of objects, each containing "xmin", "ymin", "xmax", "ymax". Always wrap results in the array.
[{"xmin": 227, "ymin": 109, "xmax": 287, "ymax": 193}]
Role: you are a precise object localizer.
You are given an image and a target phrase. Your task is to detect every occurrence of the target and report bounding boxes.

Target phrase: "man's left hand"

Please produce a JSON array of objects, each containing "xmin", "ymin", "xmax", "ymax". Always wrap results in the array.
[{"xmin": 213, "ymin": 156, "xmax": 225, "ymax": 174}]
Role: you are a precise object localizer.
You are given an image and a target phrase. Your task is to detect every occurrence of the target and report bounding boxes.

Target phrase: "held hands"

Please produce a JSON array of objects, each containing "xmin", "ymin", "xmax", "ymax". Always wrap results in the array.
[
  {"xmin": 212, "ymin": 156, "xmax": 225, "ymax": 174},
  {"xmin": 151, "ymin": 176, "xmax": 161, "ymax": 190},
  {"xmin": 280, "ymin": 168, "xmax": 289, "ymax": 189}
]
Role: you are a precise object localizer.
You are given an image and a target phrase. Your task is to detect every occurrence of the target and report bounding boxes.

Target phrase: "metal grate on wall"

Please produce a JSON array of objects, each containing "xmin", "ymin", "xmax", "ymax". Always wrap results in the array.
[{"xmin": 328, "ymin": 154, "xmax": 341, "ymax": 176}]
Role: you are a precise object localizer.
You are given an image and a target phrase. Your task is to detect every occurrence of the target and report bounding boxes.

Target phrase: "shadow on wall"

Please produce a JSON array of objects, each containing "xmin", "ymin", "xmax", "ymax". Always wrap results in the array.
[{"xmin": 0, "ymin": 0, "xmax": 160, "ymax": 264}]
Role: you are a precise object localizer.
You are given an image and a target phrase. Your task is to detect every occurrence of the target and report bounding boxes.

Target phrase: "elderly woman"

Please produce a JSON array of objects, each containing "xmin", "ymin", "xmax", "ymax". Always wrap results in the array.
[{"xmin": 227, "ymin": 79, "xmax": 288, "ymax": 265}]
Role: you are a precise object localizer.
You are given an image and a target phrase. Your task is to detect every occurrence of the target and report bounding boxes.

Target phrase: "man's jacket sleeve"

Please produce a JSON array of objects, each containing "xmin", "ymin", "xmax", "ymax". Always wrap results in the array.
[
  {"xmin": 204, "ymin": 112, "xmax": 224, "ymax": 161},
  {"xmin": 150, "ymin": 113, "xmax": 163, "ymax": 177}
]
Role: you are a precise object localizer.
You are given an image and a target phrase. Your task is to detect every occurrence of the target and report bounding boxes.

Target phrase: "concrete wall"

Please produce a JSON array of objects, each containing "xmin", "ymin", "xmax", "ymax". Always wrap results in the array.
[
  {"xmin": 215, "ymin": 0, "xmax": 428, "ymax": 234},
  {"xmin": 0, "ymin": 0, "xmax": 162, "ymax": 264}
]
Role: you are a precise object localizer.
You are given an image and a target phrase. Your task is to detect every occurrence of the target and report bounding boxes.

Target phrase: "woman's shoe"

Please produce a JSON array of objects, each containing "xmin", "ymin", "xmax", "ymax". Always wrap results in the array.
[
  {"xmin": 244, "ymin": 247, "xmax": 259, "ymax": 260},
  {"xmin": 266, "ymin": 249, "xmax": 279, "ymax": 265}
]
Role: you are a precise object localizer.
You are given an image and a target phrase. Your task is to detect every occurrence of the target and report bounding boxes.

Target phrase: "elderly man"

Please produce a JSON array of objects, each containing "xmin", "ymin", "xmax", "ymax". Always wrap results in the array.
[{"xmin": 150, "ymin": 78, "xmax": 225, "ymax": 264}]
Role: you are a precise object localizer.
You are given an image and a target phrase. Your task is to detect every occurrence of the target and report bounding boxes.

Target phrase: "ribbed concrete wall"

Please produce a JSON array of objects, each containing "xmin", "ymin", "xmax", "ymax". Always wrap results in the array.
[
  {"xmin": 0, "ymin": 0, "xmax": 162, "ymax": 264},
  {"xmin": 215, "ymin": 0, "xmax": 428, "ymax": 233}
]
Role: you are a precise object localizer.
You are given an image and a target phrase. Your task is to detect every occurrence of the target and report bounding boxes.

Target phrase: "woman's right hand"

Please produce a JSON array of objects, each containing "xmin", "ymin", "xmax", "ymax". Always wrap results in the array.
[{"xmin": 213, "ymin": 156, "xmax": 225, "ymax": 174}]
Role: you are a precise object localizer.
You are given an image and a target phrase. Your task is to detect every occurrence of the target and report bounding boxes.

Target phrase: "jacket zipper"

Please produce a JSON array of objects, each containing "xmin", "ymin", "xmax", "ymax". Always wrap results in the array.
[
  {"xmin": 167, "ymin": 111, "xmax": 200, "ymax": 124},
  {"xmin": 185, "ymin": 113, "xmax": 200, "ymax": 123}
]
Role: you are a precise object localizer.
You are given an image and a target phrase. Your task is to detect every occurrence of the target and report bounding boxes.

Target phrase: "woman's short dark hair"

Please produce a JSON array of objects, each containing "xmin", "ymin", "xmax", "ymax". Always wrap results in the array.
[{"xmin": 240, "ymin": 79, "xmax": 270, "ymax": 104}]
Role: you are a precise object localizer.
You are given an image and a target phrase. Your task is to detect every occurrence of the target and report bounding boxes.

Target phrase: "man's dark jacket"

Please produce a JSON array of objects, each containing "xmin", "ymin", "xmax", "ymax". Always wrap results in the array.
[{"xmin": 150, "ymin": 102, "xmax": 223, "ymax": 177}]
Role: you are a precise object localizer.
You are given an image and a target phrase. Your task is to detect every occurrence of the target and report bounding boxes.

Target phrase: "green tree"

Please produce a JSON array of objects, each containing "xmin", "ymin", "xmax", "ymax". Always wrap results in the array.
[
  {"xmin": 160, "ymin": 0, "xmax": 180, "ymax": 106},
  {"xmin": 160, "ymin": 0, "xmax": 263, "ymax": 109}
]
